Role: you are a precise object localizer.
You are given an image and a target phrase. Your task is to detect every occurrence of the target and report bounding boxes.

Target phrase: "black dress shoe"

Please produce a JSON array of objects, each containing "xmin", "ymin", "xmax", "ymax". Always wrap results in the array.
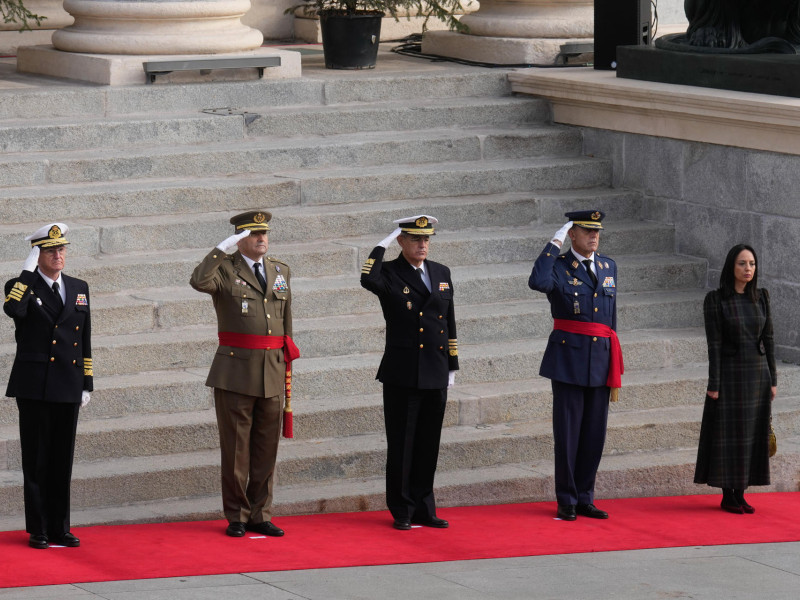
[
  {"xmin": 412, "ymin": 516, "xmax": 449, "ymax": 528},
  {"xmin": 557, "ymin": 504, "xmax": 577, "ymax": 521},
  {"xmin": 721, "ymin": 501, "xmax": 745, "ymax": 514},
  {"xmin": 52, "ymin": 532, "xmax": 80, "ymax": 547},
  {"xmin": 246, "ymin": 521, "xmax": 284, "ymax": 537},
  {"xmin": 28, "ymin": 534, "xmax": 48, "ymax": 549},
  {"xmin": 576, "ymin": 503, "xmax": 609, "ymax": 519},
  {"xmin": 393, "ymin": 519, "xmax": 411, "ymax": 530},
  {"xmin": 226, "ymin": 522, "xmax": 246, "ymax": 537}
]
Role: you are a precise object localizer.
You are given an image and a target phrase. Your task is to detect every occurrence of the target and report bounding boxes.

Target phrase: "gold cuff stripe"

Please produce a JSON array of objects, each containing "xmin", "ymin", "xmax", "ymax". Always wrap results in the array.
[{"xmin": 84, "ymin": 358, "xmax": 93, "ymax": 377}]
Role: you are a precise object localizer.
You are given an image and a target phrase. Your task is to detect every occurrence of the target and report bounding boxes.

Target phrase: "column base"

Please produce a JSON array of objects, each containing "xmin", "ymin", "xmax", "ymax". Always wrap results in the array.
[
  {"xmin": 422, "ymin": 30, "xmax": 589, "ymax": 65},
  {"xmin": 16, "ymin": 45, "xmax": 301, "ymax": 85}
]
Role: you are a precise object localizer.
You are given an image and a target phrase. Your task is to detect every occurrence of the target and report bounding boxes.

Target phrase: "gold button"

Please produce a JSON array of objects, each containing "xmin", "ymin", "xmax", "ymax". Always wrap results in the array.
[
  {"xmin": 75, "ymin": 326, "xmax": 79, "ymax": 331},
  {"xmin": 54, "ymin": 325, "xmax": 58, "ymax": 329},
  {"xmin": 50, "ymin": 357, "xmax": 55, "ymax": 362},
  {"xmin": 52, "ymin": 340, "xmax": 56, "ymax": 345},
  {"xmin": 561, "ymin": 340, "xmax": 566, "ymax": 344},
  {"xmin": 268, "ymin": 330, "xmax": 272, "ymax": 334},
  {"xmin": 440, "ymin": 330, "xmax": 444, "ymax": 334},
  {"xmin": 594, "ymin": 293, "xmax": 597, "ymax": 298},
  {"xmin": 438, "ymin": 315, "xmax": 443, "ymax": 319},
  {"xmin": 229, "ymin": 352, "xmax": 234, "ymax": 356},
  {"xmin": 267, "ymin": 314, "xmax": 270, "ymax": 318},
  {"xmin": 594, "ymin": 307, "xmax": 598, "ymax": 312},
  {"xmin": 439, "ymin": 346, "xmax": 444, "ymax": 350},
  {"xmin": 419, "ymin": 312, "xmax": 423, "ymax": 316},
  {"xmin": 419, "ymin": 344, "xmax": 424, "ymax": 348},
  {"xmin": 72, "ymin": 360, "xmax": 76, "ymax": 365},
  {"xmin": 243, "ymin": 294, "xmax": 247, "ymax": 298},
  {"xmin": 213, "ymin": 254, "xmax": 218, "ymax": 259},
  {"xmin": 592, "ymin": 337, "xmax": 598, "ymax": 342},
  {"xmin": 74, "ymin": 343, "xmax": 78, "ymax": 347},
  {"xmin": 419, "ymin": 328, "xmax": 424, "ymax": 332}
]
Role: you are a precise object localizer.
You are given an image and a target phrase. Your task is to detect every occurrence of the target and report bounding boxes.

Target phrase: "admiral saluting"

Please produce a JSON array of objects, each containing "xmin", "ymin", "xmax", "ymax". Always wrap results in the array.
[
  {"xmin": 4, "ymin": 223, "xmax": 93, "ymax": 549},
  {"xmin": 360, "ymin": 215, "xmax": 459, "ymax": 531},
  {"xmin": 528, "ymin": 210, "xmax": 623, "ymax": 522}
]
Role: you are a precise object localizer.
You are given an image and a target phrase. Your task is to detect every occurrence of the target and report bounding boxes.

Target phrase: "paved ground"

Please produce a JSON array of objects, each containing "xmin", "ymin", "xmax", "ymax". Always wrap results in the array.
[{"xmin": 0, "ymin": 541, "xmax": 798, "ymax": 599}]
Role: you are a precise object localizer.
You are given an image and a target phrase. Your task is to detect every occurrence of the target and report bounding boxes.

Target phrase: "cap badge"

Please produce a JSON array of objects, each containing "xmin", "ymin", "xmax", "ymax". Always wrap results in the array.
[
  {"xmin": 415, "ymin": 217, "xmax": 428, "ymax": 228},
  {"xmin": 49, "ymin": 225, "xmax": 62, "ymax": 239},
  {"xmin": 591, "ymin": 211, "xmax": 601, "ymax": 221},
  {"xmin": 254, "ymin": 213, "xmax": 266, "ymax": 224}
]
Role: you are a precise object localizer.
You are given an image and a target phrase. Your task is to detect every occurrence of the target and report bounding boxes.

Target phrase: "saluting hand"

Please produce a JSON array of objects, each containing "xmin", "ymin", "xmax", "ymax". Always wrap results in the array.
[
  {"xmin": 216, "ymin": 230, "xmax": 250, "ymax": 254},
  {"xmin": 378, "ymin": 227, "xmax": 403, "ymax": 249},
  {"xmin": 22, "ymin": 246, "xmax": 40, "ymax": 272},
  {"xmin": 551, "ymin": 221, "xmax": 573, "ymax": 248}
]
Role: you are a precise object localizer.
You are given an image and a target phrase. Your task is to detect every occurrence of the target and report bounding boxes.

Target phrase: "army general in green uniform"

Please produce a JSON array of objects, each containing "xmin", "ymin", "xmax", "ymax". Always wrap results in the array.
[{"xmin": 191, "ymin": 210, "xmax": 295, "ymax": 538}]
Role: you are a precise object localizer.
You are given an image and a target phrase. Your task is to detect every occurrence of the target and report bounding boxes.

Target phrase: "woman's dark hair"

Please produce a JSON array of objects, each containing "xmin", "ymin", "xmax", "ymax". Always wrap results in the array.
[{"xmin": 719, "ymin": 244, "xmax": 760, "ymax": 303}]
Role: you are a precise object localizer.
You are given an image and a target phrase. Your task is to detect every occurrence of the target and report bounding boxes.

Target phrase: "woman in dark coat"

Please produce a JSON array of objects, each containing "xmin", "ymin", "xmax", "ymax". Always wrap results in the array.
[{"xmin": 695, "ymin": 244, "xmax": 777, "ymax": 513}]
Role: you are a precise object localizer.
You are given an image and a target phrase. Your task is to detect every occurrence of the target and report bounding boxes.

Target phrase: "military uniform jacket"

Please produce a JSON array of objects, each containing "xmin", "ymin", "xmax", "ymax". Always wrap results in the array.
[
  {"xmin": 4, "ymin": 269, "xmax": 93, "ymax": 402},
  {"xmin": 360, "ymin": 246, "xmax": 459, "ymax": 390},
  {"xmin": 190, "ymin": 249, "xmax": 292, "ymax": 399},
  {"xmin": 528, "ymin": 243, "xmax": 617, "ymax": 388}
]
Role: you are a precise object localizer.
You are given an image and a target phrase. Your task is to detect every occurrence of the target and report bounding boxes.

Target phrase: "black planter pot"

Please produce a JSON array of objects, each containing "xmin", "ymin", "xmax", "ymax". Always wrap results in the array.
[{"xmin": 319, "ymin": 12, "xmax": 383, "ymax": 70}]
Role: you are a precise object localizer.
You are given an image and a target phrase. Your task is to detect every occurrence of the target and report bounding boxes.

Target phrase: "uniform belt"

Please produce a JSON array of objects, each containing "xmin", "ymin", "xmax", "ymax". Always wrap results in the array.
[
  {"xmin": 218, "ymin": 331, "xmax": 301, "ymax": 438},
  {"xmin": 553, "ymin": 319, "xmax": 624, "ymax": 390},
  {"xmin": 218, "ymin": 332, "xmax": 300, "ymax": 362}
]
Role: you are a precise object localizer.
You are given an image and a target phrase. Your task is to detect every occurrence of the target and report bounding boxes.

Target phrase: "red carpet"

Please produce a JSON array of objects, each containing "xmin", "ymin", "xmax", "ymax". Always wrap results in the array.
[{"xmin": 1, "ymin": 493, "xmax": 799, "ymax": 589}]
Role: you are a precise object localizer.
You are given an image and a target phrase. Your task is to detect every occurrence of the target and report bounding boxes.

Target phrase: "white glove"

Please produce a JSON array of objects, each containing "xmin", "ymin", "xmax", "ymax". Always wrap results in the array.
[
  {"xmin": 216, "ymin": 230, "xmax": 250, "ymax": 253},
  {"xmin": 448, "ymin": 371, "xmax": 456, "ymax": 389},
  {"xmin": 551, "ymin": 221, "xmax": 573, "ymax": 247},
  {"xmin": 378, "ymin": 228, "xmax": 403, "ymax": 249},
  {"xmin": 23, "ymin": 246, "xmax": 40, "ymax": 272},
  {"xmin": 81, "ymin": 391, "xmax": 91, "ymax": 408}
]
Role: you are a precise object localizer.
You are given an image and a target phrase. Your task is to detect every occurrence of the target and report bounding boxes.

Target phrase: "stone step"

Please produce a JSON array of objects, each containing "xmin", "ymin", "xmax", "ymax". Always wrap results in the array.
[
  {"xmin": 289, "ymin": 156, "xmax": 613, "ymax": 205},
  {"xmin": 3, "ymin": 438, "xmax": 798, "ymax": 530},
  {"xmin": 244, "ymin": 95, "xmax": 551, "ymax": 137},
  {"xmin": 2, "ymin": 400, "xmax": 798, "ymax": 517},
  {"xmin": 2, "ymin": 125, "xmax": 582, "ymax": 188},
  {"xmin": 0, "ymin": 187, "xmax": 643, "ymax": 259},
  {"xmin": 0, "ymin": 251, "xmax": 705, "ymax": 347},
  {"xmin": 3, "ymin": 363, "xmax": 798, "ymax": 461},
  {"xmin": 0, "ymin": 70, "xmax": 515, "ymax": 120},
  {"xmin": 0, "ymin": 113, "xmax": 246, "ymax": 154},
  {"xmin": 0, "ymin": 174, "xmax": 300, "ymax": 226},
  {"xmin": 0, "ymin": 221, "xmax": 687, "ymax": 293},
  {"xmin": 0, "ymin": 325, "xmax": 708, "ymax": 392},
  {"xmin": 0, "ymin": 156, "xmax": 609, "ymax": 225}
]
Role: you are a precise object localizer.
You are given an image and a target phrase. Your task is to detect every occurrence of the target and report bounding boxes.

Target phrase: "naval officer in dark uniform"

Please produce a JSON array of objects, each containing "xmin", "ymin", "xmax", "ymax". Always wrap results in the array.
[
  {"xmin": 360, "ymin": 215, "xmax": 459, "ymax": 530},
  {"xmin": 528, "ymin": 210, "xmax": 623, "ymax": 521},
  {"xmin": 4, "ymin": 223, "xmax": 93, "ymax": 549}
]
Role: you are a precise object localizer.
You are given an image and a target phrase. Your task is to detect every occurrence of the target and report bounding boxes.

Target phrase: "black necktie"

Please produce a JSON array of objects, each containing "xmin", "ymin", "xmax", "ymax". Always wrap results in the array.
[
  {"xmin": 416, "ymin": 267, "xmax": 431, "ymax": 292},
  {"xmin": 253, "ymin": 263, "xmax": 267, "ymax": 293},
  {"xmin": 582, "ymin": 259, "xmax": 598, "ymax": 286},
  {"xmin": 52, "ymin": 281, "xmax": 64, "ymax": 310}
]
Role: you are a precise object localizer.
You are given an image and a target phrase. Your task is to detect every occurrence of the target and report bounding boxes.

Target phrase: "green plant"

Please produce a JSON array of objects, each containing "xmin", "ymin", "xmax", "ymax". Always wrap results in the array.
[
  {"xmin": 287, "ymin": 0, "xmax": 468, "ymax": 33},
  {"xmin": 1, "ymin": 0, "xmax": 45, "ymax": 31}
]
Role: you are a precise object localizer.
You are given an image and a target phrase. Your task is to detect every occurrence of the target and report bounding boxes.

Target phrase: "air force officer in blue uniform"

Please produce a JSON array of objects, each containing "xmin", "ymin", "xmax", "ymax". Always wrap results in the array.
[
  {"xmin": 528, "ymin": 210, "xmax": 622, "ymax": 521},
  {"xmin": 360, "ymin": 215, "xmax": 458, "ymax": 531}
]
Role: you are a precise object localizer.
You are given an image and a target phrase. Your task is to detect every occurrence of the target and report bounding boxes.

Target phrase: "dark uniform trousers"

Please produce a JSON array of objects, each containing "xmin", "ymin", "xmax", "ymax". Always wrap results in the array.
[
  {"xmin": 529, "ymin": 242, "xmax": 618, "ymax": 507},
  {"xmin": 360, "ymin": 246, "xmax": 459, "ymax": 523},
  {"xmin": 4, "ymin": 269, "xmax": 92, "ymax": 538}
]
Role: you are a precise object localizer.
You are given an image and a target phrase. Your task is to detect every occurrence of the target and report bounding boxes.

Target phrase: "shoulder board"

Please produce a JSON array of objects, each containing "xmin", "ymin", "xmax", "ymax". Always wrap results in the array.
[
  {"xmin": 267, "ymin": 257, "xmax": 289, "ymax": 266},
  {"xmin": 557, "ymin": 255, "xmax": 566, "ymax": 259}
]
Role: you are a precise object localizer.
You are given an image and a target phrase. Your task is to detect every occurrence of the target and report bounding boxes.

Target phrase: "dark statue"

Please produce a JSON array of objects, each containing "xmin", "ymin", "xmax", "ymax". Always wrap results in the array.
[{"xmin": 656, "ymin": 0, "xmax": 800, "ymax": 53}]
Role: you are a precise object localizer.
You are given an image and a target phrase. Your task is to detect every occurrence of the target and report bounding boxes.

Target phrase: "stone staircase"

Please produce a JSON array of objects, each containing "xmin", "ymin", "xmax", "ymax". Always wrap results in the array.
[{"xmin": 0, "ymin": 56, "xmax": 798, "ymax": 529}]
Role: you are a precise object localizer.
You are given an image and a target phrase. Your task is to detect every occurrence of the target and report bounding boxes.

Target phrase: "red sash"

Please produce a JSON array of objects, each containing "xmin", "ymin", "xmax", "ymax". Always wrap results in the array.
[
  {"xmin": 218, "ymin": 332, "xmax": 300, "ymax": 437},
  {"xmin": 553, "ymin": 319, "xmax": 624, "ymax": 389}
]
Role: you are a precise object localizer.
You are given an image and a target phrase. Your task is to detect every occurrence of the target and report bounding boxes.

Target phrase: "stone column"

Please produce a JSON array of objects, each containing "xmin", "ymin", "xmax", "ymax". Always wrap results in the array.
[
  {"xmin": 422, "ymin": 0, "xmax": 593, "ymax": 65},
  {"xmin": 16, "ymin": 0, "xmax": 302, "ymax": 85},
  {"xmin": 52, "ymin": 0, "xmax": 263, "ymax": 54}
]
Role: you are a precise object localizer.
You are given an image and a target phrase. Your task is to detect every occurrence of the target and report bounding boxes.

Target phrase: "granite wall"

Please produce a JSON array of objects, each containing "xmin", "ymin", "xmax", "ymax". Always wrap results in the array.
[{"xmin": 582, "ymin": 128, "xmax": 800, "ymax": 364}]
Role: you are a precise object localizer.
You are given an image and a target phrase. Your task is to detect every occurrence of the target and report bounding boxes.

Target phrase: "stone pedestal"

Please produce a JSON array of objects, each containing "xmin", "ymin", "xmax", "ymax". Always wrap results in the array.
[
  {"xmin": 423, "ymin": 0, "xmax": 592, "ymax": 65},
  {"xmin": 15, "ymin": 0, "xmax": 300, "ymax": 85}
]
